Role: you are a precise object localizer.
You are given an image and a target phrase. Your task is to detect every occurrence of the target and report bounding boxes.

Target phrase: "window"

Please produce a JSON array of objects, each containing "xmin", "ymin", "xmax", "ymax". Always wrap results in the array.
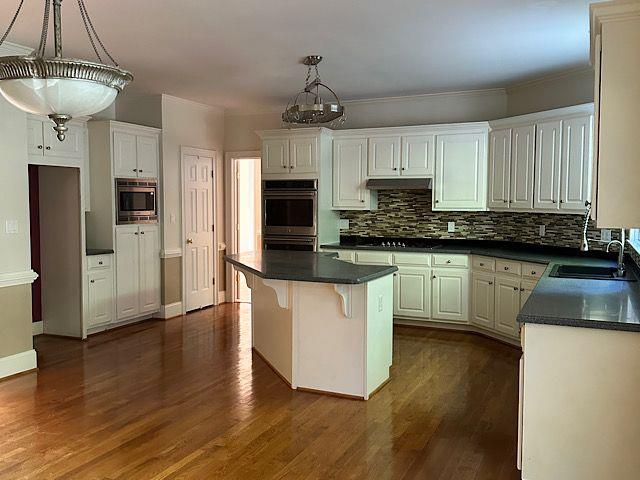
[{"xmin": 629, "ymin": 229, "xmax": 640, "ymax": 253}]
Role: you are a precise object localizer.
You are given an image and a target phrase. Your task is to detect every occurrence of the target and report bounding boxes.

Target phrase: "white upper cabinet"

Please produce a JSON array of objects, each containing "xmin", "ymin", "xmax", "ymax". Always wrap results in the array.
[
  {"xmin": 510, "ymin": 125, "xmax": 536, "ymax": 209},
  {"xmin": 27, "ymin": 118, "xmax": 44, "ymax": 156},
  {"xmin": 560, "ymin": 115, "xmax": 593, "ymax": 211},
  {"xmin": 434, "ymin": 133, "xmax": 487, "ymax": 211},
  {"xmin": 28, "ymin": 117, "xmax": 84, "ymax": 161},
  {"xmin": 488, "ymin": 129, "xmax": 512, "ymax": 209},
  {"xmin": 262, "ymin": 138, "xmax": 289, "ymax": 174},
  {"xmin": 401, "ymin": 134, "xmax": 434, "ymax": 176},
  {"xmin": 113, "ymin": 131, "xmax": 138, "ymax": 178},
  {"xmin": 533, "ymin": 120, "xmax": 562, "ymax": 211},
  {"xmin": 393, "ymin": 266, "xmax": 431, "ymax": 319},
  {"xmin": 332, "ymin": 138, "xmax": 370, "ymax": 209},
  {"xmin": 368, "ymin": 136, "xmax": 401, "ymax": 177},
  {"xmin": 136, "ymin": 135, "xmax": 159, "ymax": 178},
  {"xmin": 289, "ymin": 136, "xmax": 318, "ymax": 174}
]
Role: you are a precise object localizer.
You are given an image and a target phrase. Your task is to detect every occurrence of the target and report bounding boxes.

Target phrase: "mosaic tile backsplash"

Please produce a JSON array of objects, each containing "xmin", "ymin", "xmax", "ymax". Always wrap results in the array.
[{"xmin": 339, "ymin": 190, "xmax": 620, "ymax": 250}]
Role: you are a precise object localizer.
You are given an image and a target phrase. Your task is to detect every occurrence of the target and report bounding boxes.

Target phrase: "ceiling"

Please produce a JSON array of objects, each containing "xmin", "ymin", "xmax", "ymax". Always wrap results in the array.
[{"xmin": 0, "ymin": 0, "xmax": 596, "ymax": 113}]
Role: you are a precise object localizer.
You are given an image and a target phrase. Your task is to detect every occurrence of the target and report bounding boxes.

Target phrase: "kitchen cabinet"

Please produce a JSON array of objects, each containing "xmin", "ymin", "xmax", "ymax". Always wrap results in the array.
[
  {"xmin": 401, "ymin": 134, "xmax": 434, "ymax": 177},
  {"xmin": 533, "ymin": 120, "xmax": 563, "ymax": 211},
  {"xmin": 136, "ymin": 135, "xmax": 160, "ymax": 178},
  {"xmin": 367, "ymin": 134, "xmax": 434, "ymax": 178},
  {"xmin": 332, "ymin": 137, "xmax": 374, "ymax": 210},
  {"xmin": 262, "ymin": 136, "xmax": 319, "ymax": 176},
  {"xmin": 433, "ymin": 133, "xmax": 487, "ymax": 211},
  {"xmin": 471, "ymin": 272, "xmax": 495, "ymax": 329},
  {"xmin": 431, "ymin": 268, "xmax": 469, "ymax": 323},
  {"xmin": 113, "ymin": 130, "xmax": 159, "ymax": 178},
  {"xmin": 28, "ymin": 117, "xmax": 84, "ymax": 160},
  {"xmin": 115, "ymin": 224, "xmax": 160, "ymax": 320},
  {"xmin": 494, "ymin": 276, "xmax": 522, "ymax": 337},
  {"xmin": 262, "ymin": 138, "xmax": 289, "ymax": 174},
  {"xmin": 393, "ymin": 266, "xmax": 431, "ymax": 319},
  {"xmin": 86, "ymin": 255, "xmax": 114, "ymax": 328},
  {"xmin": 289, "ymin": 136, "xmax": 318, "ymax": 174},
  {"xmin": 510, "ymin": 125, "xmax": 536, "ymax": 209},
  {"xmin": 368, "ymin": 136, "xmax": 401, "ymax": 177},
  {"xmin": 488, "ymin": 128, "xmax": 511, "ymax": 209},
  {"xmin": 560, "ymin": 115, "xmax": 593, "ymax": 211}
]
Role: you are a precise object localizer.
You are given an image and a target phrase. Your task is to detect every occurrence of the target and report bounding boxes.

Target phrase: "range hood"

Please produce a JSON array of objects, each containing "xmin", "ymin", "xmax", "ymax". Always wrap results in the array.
[{"xmin": 365, "ymin": 178, "xmax": 433, "ymax": 190}]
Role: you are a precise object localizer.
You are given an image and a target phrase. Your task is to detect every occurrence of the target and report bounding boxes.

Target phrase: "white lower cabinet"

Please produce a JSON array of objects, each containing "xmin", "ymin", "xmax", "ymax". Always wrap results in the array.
[
  {"xmin": 87, "ymin": 256, "xmax": 114, "ymax": 328},
  {"xmin": 471, "ymin": 272, "xmax": 495, "ymax": 329},
  {"xmin": 393, "ymin": 266, "xmax": 431, "ymax": 318},
  {"xmin": 494, "ymin": 276, "xmax": 522, "ymax": 337},
  {"xmin": 431, "ymin": 268, "xmax": 469, "ymax": 323}
]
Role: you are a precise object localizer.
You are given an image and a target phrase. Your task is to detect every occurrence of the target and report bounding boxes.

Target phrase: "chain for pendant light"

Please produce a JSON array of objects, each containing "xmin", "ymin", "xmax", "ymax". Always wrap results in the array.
[
  {"xmin": 0, "ymin": 0, "xmax": 25, "ymax": 48},
  {"xmin": 76, "ymin": 0, "xmax": 119, "ymax": 66}
]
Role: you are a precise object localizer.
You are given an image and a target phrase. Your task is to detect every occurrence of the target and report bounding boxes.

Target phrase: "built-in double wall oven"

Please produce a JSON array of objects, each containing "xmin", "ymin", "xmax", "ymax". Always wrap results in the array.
[
  {"xmin": 116, "ymin": 178, "xmax": 158, "ymax": 224},
  {"xmin": 262, "ymin": 179, "xmax": 317, "ymax": 251}
]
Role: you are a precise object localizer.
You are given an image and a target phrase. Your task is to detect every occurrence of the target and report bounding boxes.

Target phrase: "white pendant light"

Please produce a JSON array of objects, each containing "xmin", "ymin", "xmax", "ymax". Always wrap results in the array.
[{"xmin": 0, "ymin": 0, "xmax": 132, "ymax": 140}]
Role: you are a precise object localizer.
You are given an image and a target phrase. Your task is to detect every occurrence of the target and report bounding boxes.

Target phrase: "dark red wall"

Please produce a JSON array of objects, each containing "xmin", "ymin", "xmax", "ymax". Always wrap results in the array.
[{"xmin": 28, "ymin": 165, "xmax": 42, "ymax": 323}]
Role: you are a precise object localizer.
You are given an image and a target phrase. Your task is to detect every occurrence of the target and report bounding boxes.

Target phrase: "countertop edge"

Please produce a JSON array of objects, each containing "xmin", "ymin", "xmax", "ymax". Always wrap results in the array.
[{"xmin": 517, "ymin": 313, "xmax": 640, "ymax": 333}]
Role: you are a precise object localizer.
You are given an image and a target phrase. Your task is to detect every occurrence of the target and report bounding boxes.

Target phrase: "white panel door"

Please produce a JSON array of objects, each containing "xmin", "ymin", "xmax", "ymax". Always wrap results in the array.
[
  {"xmin": 136, "ymin": 135, "xmax": 159, "ymax": 178},
  {"xmin": 510, "ymin": 125, "xmax": 536, "ymax": 209},
  {"xmin": 434, "ymin": 133, "xmax": 487, "ymax": 210},
  {"xmin": 138, "ymin": 225, "xmax": 161, "ymax": 314},
  {"xmin": 289, "ymin": 136, "xmax": 318, "ymax": 175},
  {"xmin": 560, "ymin": 115, "xmax": 593, "ymax": 211},
  {"xmin": 183, "ymin": 153, "xmax": 215, "ymax": 311},
  {"xmin": 471, "ymin": 272, "xmax": 495, "ymax": 329},
  {"xmin": 115, "ymin": 225, "xmax": 140, "ymax": 320},
  {"xmin": 393, "ymin": 266, "xmax": 431, "ymax": 319},
  {"xmin": 488, "ymin": 129, "xmax": 511, "ymax": 209},
  {"xmin": 44, "ymin": 123, "xmax": 84, "ymax": 160},
  {"xmin": 27, "ymin": 119, "xmax": 44, "ymax": 156},
  {"xmin": 87, "ymin": 269, "xmax": 114, "ymax": 327},
  {"xmin": 262, "ymin": 138, "xmax": 289, "ymax": 174},
  {"xmin": 495, "ymin": 276, "xmax": 521, "ymax": 337},
  {"xmin": 368, "ymin": 136, "xmax": 401, "ymax": 177},
  {"xmin": 431, "ymin": 268, "xmax": 469, "ymax": 323},
  {"xmin": 533, "ymin": 120, "xmax": 562, "ymax": 210},
  {"xmin": 520, "ymin": 280, "xmax": 537, "ymax": 309},
  {"xmin": 401, "ymin": 134, "xmax": 434, "ymax": 176},
  {"xmin": 113, "ymin": 131, "xmax": 138, "ymax": 178},
  {"xmin": 332, "ymin": 138, "xmax": 369, "ymax": 209}
]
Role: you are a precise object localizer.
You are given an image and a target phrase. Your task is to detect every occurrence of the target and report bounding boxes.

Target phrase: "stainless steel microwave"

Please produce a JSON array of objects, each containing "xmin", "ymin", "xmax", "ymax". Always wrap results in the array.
[{"xmin": 116, "ymin": 178, "xmax": 158, "ymax": 224}]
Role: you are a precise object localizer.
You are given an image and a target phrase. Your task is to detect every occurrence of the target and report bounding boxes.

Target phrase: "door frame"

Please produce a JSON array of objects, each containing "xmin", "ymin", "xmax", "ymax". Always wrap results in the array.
[
  {"xmin": 180, "ymin": 146, "xmax": 218, "ymax": 314},
  {"xmin": 224, "ymin": 150, "xmax": 261, "ymax": 303}
]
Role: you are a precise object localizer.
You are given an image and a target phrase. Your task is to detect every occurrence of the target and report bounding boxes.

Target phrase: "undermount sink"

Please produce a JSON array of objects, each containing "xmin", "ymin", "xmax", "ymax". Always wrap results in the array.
[{"xmin": 549, "ymin": 264, "xmax": 637, "ymax": 282}]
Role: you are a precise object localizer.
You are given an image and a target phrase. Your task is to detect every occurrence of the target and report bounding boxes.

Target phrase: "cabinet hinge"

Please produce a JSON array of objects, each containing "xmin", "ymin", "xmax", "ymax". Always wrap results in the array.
[{"xmin": 211, "ymin": 170, "xmax": 214, "ymax": 178}]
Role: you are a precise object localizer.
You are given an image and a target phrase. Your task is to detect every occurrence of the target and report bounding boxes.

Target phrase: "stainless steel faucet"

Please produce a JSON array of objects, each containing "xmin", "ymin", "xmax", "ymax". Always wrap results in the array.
[
  {"xmin": 606, "ymin": 229, "xmax": 626, "ymax": 277},
  {"xmin": 580, "ymin": 202, "xmax": 591, "ymax": 252}
]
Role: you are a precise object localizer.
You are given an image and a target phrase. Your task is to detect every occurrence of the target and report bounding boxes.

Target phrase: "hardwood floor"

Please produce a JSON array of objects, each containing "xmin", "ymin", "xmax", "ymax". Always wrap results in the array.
[{"xmin": 0, "ymin": 304, "xmax": 522, "ymax": 480}]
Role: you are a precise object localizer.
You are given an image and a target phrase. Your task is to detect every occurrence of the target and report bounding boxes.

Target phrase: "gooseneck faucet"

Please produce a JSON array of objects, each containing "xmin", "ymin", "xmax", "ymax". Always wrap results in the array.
[
  {"xmin": 606, "ymin": 229, "xmax": 626, "ymax": 278},
  {"xmin": 580, "ymin": 202, "xmax": 592, "ymax": 252},
  {"xmin": 580, "ymin": 201, "xmax": 627, "ymax": 277}
]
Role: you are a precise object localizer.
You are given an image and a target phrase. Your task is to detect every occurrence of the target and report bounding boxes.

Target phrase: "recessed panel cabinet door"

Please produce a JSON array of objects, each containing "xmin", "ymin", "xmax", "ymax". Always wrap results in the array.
[
  {"xmin": 116, "ymin": 225, "xmax": 140, "ymax": 319},
  {"xmin": 471, "ymin": 272, "xmax": 495, "ymax": 329},
  {"xmin": 393, "ymin": 266, "xmax": 431, "ymax": 319},
  {"xmin": 510, "ymin": 125, "xmax": 536, "ymax": 209},
  {"xmin": 138, "ymin": 225, "xmax": 161, "ymax": 314},
  {"xmin": 401, "ymin": 134, "xmax": 434, "ymax": 176},
  {"xmin": 520, "ymin": 280, "xmax": 537, "ymax": 309},
  {"xmin": 87, "ymin": 270, "xmax": 114, "ymax": 327},
  {"xmin": 113, "ymin": 131, "xmax": 138, "ymax": 178},
  {"xmin": 262, "ymin": 138, "xmax": 289, "ymax": 174},
  {"xmin": 495, "ymin": 276, "xmax": 521, "ymax": 337},
  {"xmin": 431, "ymin": 268, "xmax": 469, "ymax": 323},
  {"xmin": 488, "ymin": 129, "xmax": 511, "ymax": 209},
  {"xmin": 560, "ymin": 115, "xmax": 593, "ymax": 211},
  {"xmin": 332, "ymin": 138, "xmax": 369, "ymax": 209},
  {"xmin": 44, "ymin": 123, "xmax": 84, "ymax": 159},
  {"xmin": 27, "ymin": 118, "xmax": 44, "ymax": 156},
  {"xmin": 289, "ymin": 136, "xmax": 318, "ymax": 174},
  {"xmin": 368, "ymin": 136, "xmax": 401, "ymax": 177},
  {"xmin": 533, "ymin": 120, "xmax": 562, "ymax": 210},
  {"xmin": 136, "ymin": 135, "xmax": 159, "ymax": 178}
]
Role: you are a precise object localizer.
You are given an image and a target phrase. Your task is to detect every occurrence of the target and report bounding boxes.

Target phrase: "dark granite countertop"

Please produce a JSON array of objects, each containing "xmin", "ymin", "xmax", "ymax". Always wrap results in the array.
[
  {"xmin": 322, "ymin": 237, "xmax": 640, "ymax": 333},
  {"xmin": 86, "ymin": 248, "xmax": 114, "ymax": 256},
  {"xmin": 224, "ymin": 251, "xmax": 397, "ymax": 285}
]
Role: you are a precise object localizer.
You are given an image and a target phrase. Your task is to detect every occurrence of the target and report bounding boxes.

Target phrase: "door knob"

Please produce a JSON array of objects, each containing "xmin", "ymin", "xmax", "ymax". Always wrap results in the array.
[{"xmin": 186, "ymin": 238, "xmax": 193, "ymax": 244}]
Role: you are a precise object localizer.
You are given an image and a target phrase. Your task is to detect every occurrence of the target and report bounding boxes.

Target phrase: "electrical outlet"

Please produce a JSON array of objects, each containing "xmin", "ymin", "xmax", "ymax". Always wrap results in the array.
[
  {"xmin": 339, "ymin": 219, "xmax": 350, "ymax": 230},
  {"xmin": 539, "ymin": 225, "xmax": 546, "ymax": 237},
  {"xmin": 601, "ymin": 229, "xmax": 612, "ymax": 242},
  {"xmin": 447, "ymin": 221, "xmax": 455, "ymax": 233},
  {"xmin": 5, "ymin": 220, "xmax": 18, "ymax": 234}
]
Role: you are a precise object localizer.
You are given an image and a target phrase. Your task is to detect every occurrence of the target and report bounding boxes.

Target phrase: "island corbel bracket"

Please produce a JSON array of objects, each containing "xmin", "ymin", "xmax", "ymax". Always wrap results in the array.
[
  {"xmin": 262, "ymin": 279, "xmax": 289, "ymax": 309},
  {"xmin": 236, "ymin": 268, "xmax": 255, "ymax": 290},
  {"xmin": 334, "ymin": 284, "xmax": 353, "ymax": 318}
]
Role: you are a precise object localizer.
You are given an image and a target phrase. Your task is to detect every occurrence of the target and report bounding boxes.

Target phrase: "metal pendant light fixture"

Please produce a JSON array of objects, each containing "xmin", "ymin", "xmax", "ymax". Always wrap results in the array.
[
  {"xmin": 0, "ymin": 0, "xmax": 133, "ymax": 140},
  {"xmin": 282, "ymin": 55, "xmax": 345, "ymax": 127}
]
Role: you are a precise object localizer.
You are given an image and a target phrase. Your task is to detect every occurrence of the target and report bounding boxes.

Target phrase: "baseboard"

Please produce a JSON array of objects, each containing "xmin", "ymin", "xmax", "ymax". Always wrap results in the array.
[
  {"xmin": 0, "ymin": 349, "xmax": 37, "ymax": 380},
  {"xmin": 154, "ymin": 302, "xmax": 183, "ymax": 319},
  {"xmin": 393, "ymin": 318, "xmax": 521, "ymax": 347},
  {"xmin": 32, "ymin": 321, "xmax": 43, "ymax": 336}
]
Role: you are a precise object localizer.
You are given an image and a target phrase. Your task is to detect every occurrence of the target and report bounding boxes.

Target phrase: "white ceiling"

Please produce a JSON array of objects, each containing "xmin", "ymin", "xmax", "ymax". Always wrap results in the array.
[{"xmin": 0, "ymin": 0, "xmax": 596, "ymax": 112}]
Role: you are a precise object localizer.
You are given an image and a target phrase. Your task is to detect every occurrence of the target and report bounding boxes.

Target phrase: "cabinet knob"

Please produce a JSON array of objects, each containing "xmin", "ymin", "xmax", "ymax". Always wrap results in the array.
[
  {"xmin": 393, "ymin": 167, "xmax": 397, "ymax": 171},
  {"xmin": 513, "ymin": 286, "xmax": 519, "ymax": 291},
  {"xmin": 552, "ymin": 200, "xmax": 556, "ymax": 204},
  {"xmin": 133, "ymin": 168, "xmax": 138, "ymax": 172},
  {"xmin": 435, "ymin": 200, "xmax": 439, "ymax": 204},
  {"xmin": 139, "ymin": 169, "xmax": 143, "ymax": 173},
  {"xmin": 520, "ymin": 288, "xmax": 525, "ymax": 292},
  {"xmin": 432, "ymin": 275, "xmax": 436, "ymax": 279},
  {"xmin": 446, "ymin": 259, "xmax": 451, "ymax": 264},
  {"xmin": 45, "ymin": 146, "xmax": 51, "ymax": 150},
  {"xmin": 401, "ymin": 167, "xmax": 406, "ymax": 171},
  {"xmin": 134, "ymin": 232, "xmax": 139, "ymax": 235},
  {"xmin": 479, "ymin": 262, "xmax": 484, "ymax": 266},
  {"xmin": 531, "ymin": 271, "xmax": 536, "ymax": 275},
  {"xmin": 90, "ymin": 279, "xmax": 95, "ymax": 284},
  {"xmin": 290, "ymin": 165, "xmax": 294, "ymax": 169},
  {"xmin": 489, "ymin": 281, "xmax": 493, "ymax": 285},
  {"xmin": 140, "ymin": 231, "xmax": 145, "ymax": 235},
  {"xmin": 37, "ymin": 145, "xmax": 43, "ymax": 149},
  {"xmin": 503, "ymin": 200, "xmax": 508, "ymax": 203},
  {"xmin": 98, "ymin": 261, "xmax": 103, "ymax": 265},
  {"xmin": 360, "ymin": 199, "xmax": 365, "ymax": 203},
  {"xmin": 282, "ymin": 165, "xmax": 287, "ymax": 169},
  {"xmin": 559, "ymin": 200, "xmax": 564, "ymax": 204},
  {"xmin": 504, "ymin": 266, "xmax": 509, "ymax": 270}
]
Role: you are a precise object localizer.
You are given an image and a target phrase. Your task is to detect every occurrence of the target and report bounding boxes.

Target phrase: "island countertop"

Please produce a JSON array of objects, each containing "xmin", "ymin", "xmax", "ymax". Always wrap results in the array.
[{"xmin": 224, "ymin": 250, "xmax": 397, "ymax": 285}]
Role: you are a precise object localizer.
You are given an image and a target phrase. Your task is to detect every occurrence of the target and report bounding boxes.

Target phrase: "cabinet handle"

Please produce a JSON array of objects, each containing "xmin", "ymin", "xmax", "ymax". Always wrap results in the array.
[
  {"xmin": 488, "ymin": 281, "xmax": 493, "ymax": 285},
  {"xmin": 45, "ymin": 146, "xmax": 51, "ymax": 150},
  {"xmin": 446, "ymin": 260, "xmax": 451, "ymax": 264},
  {"xmin": 504, "ymin": 266, "xmax": 509, "ymax": 270},
  {"xmin": 503, "ymin": 200, "xmax": 508, "ymax": 203},
  {"xmin": 98, "ymin": 261, "xmax": 103, "ymax": 265},
  {"xmin": 520, "ymin": 288, "xmax": 525, "ymax": 292},
  {"xmin": 37, "ymin": 145, "xmax": 43, "ymax": 149},
  {"xmin": 559, "ymin": 200, "xmax": 564, "ymax": 204},
  {"xmin": 134, "ymin": 232, "xmax": 139, "ymax": 235},
  {"xmin": 133, "ymin": 168, "xmax": 138, "ymax": 172},
  {"xmin": 90, "ymin": 279, "xmax": 95, "ymax": 284},
  {"xmin": 513, "ymin": 286, "xmax": 519, "ymax": 291},
  {"xmin": 140, "ymin": 231, "xmax": 145, "ymax": 235}
]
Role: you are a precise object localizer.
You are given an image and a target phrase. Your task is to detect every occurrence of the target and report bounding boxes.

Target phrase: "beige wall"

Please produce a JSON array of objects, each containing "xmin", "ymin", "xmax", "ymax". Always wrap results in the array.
[
  {"xmin": 0, "ymin": 284, "xmax": 32, "ymax": 358},
  {"xmin": 116, "ymin": 91, "xmax": 163, "ymax": 128},
  {"xmin": 506, "ymin": 67, "xmax": 595, "ymax": 116},
  {"xmin": 161, "ymin": 257, "xmax": 181, "ymax": 305}
]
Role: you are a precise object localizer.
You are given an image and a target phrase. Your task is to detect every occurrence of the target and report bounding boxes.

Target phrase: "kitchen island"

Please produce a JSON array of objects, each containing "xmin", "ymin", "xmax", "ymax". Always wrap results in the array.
[{"xmin": 224, "ymin": 251, "xmax": 397, "ymax": 400}]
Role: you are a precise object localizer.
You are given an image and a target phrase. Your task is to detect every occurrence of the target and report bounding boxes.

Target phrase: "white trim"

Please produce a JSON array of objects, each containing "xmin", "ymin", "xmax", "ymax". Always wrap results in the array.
[
  {"xmin": 32, "ymin": 321, "xmax": 43, "ymax": 336},
  {"xmin": 160, "ymin": 249, "xmax": 182, "ymax": 259},
  {"xmin": 0, "ymin": 270, "xmax": 39, "ymax": 288},
  {"xmin": 154, "ymin": 302, "xmax": 183, "ymax": 319},
  {"xmin": 0, "ymin": 349, "xmax": 37, "ymax": 380},
  {"xmin": 490, "ymin": 103, "xmax": 594, "ymax": 129}
]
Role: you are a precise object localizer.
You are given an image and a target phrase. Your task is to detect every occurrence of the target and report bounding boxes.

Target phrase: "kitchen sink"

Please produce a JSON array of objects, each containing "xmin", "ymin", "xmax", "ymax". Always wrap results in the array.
[{"xmin": 549, "ymin": 264, "xmax": 637, "ymax": 282}]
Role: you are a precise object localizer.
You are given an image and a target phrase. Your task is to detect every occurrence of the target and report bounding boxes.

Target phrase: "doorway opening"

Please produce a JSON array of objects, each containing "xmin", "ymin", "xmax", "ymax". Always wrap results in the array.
[{"xmin": 225, "ymin": 151, "xmax": 261, "ymax": 303}]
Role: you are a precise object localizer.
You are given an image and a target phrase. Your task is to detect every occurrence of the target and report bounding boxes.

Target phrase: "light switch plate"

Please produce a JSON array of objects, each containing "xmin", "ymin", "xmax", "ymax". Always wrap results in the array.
[
  {"xmin": 447, "ymin": 222, "xmax": 455, "ymax": 233},
  {"xmin": 601, "ymin": 229, "xmax": 612, "ymax": 242},
  {"xmin": 539, "ymin": 225, "xmax": 546, "ymax": 237},
  {"xmin": 5, "ymin": 220, "xmax": 18, "ymax": 234},
  {"xmin": 339, "ymin": 219, "xmax": 350, "ymax": 230}
]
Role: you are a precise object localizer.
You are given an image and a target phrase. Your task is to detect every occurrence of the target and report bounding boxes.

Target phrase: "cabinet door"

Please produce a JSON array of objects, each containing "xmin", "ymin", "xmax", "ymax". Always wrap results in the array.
[
  {"xmin": 368, "ymin": 136, "xmax": 401, "ymax": 177},
  {"xmin": 138, "ymin": 225, "xmax": 161, "ymax": 314},
  {"xmin": 27, "ymin": 118, "xmax": 44, "ymax": 156},
  {"xmin": 289, "ymin": 136, "xmax": 318, "ymax": 175},
  {"xmin": 560, "ymin": 115, "xmax": 593, "ymax": 211},
  {"xmin": 431, "ymin": 268, "xmax": 469, "ymax": 323},
  {"xmin": 87, "ymin": 269, "xmax": 114, "ymax": 327},
  {"xmin": 434, "ymin": 133, "xmax": 487, "ymax": 210},
  {"xmin": 116, "ymin": 225, "xmax": 140, "ymax": 319},
  {"xmin": 471, "ymin": 272, "xmax": 495, "ymax": 329},
  {"xmin": 510, "ymin": 125, "xmax": 536, "ymax": 209},
  {"xmin": 488, "ymin": 129, "xmax": 511, "ymax": 209},
  {"xmin": 393, "ymin": 266, "xmax": 431, "ymax": 319},
  {"xmin": 520, "ymin": 280, "xmax": 537, "ymax": 309},
  {"xmin": 533, "ymin": 120, "xmax": 562, "ymax": 210},
  {"xmin": 44, "ymin": 123, "xmax": 84, "ymax": 160},
  {"xmin": 262, "ymin": 138, "xmax": 289, "ymax": 174},
  {"xmin": 136, "ymin": 135, "xmax": 159, "ymax": 178},
  {"xmin": 113, "ymin": 131, "xmax": 138, "ymax": 178},
  {"xmin": 332, "ymin": 138, "xmax": 370, "ymax": 209},
  {"xmin": 401, "ymin": 134, "xmax": 434, "ymax": 176},
  {"xmin": 495, "ymin": 276, "xmax": 521, "ymax": 337}
]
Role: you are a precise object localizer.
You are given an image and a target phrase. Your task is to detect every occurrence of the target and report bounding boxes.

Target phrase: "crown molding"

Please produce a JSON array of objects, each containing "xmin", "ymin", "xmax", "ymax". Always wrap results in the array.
[
  {"xmin": 590, "ymin": 0, "xmax": 640, "ymax": 64},
  {"xmin": 506, "ymin": 66, "xmax": 594, "ymax": 93}
]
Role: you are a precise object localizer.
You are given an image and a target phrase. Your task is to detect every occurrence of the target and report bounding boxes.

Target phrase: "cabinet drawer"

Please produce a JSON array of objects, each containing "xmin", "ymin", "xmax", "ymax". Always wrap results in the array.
[
  {"xmin": 496, "ymin": 259, "xmax": 522, "ymax": 276},
  {"xmin": 87, "ymin": 255, "xmax": 112, "ymax": 270},
  {"xmin": 522, "ymin": 262, "xmax": 545, "ymax": 280},
  {"xmin": 393, "ymin": 252, "xmax": 431, "ymax": 266},
  {"xmin": 472, "ymin": 256, "xmax": 495, "ymax": 272},
  {"xmin": 432, "ymin": 253, "xmax": 469, "ymax": 268},
  {"xmin": 355, "ymin": 251, "xmax": 393, "ymax": 265}
]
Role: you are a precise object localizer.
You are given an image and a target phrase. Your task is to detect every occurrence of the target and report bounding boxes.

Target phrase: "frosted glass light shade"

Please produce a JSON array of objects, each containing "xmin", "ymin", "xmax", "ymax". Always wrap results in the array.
[{"xmin": 0, "ymin": 77, "xmax": 118, "ymax": 117}]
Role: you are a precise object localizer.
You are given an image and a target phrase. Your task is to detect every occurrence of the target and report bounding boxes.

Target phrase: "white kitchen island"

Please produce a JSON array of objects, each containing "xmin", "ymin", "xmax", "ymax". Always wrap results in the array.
[{"xmin": 224, "ymin": 251, "xmax": 397, "ymax": 400}]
